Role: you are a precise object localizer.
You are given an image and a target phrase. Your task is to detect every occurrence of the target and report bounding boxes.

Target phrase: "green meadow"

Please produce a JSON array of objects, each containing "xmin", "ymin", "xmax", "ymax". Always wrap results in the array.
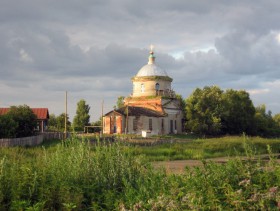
[
  {"xmin": 125, "ymin": 136, "xmax": 280, "ymax": 161},
  {"xmin": 0, "ymin": 136, "xmax": 279, "ymax": 210}
]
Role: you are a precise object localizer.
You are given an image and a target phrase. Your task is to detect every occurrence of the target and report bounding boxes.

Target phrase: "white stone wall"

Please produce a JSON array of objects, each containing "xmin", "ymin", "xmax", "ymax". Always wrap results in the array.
[
  {"xmin": 126, "ymin": 114, "xmax": 183, "ymax": 135},
  {"xmin": 132, "ymin": 79, "xmax": 171, "ymax": 97}
]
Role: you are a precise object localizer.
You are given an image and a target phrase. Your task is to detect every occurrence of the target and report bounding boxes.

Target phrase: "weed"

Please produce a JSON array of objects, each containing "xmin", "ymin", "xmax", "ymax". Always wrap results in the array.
[
  {"xmin": 0, "ymin": 136, "xmax": 279, "ymax": 209},
  {"xmin": 126, "ymin": 136, "xmax": 280, "ymax": 161}
]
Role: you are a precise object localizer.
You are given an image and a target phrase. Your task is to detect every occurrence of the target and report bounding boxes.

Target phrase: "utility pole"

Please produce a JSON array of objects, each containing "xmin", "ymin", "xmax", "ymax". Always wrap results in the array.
[
  {"xmin": 125, "ymin": 104, "xmax": 129, "ymax": 134},
  {"xmin": 64, "ymin": 91, "xmax": 68, "ymax": 139},
  {"xmin": 101, "ymin": 100, "xmax": 104, "ymax": 137}
]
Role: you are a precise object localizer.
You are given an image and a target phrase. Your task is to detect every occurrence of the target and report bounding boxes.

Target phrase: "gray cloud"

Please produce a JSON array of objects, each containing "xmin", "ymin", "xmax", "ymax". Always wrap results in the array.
[
  {"xmin": 1, "ymin": 0, "xmax": 280, "ymax": 121},
  {"xmin": 215, "ymin": 30, "xmax": 280, "ymax": 75}
]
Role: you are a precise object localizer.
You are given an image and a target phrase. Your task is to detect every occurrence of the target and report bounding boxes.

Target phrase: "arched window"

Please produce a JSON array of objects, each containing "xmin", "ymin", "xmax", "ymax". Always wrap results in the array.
[
  {"xmin": 155, "ymin": 83, "xmax": 160, "ymax": 91},
  {"xmin": 141, "ymin": 83, "xmax": 145, "ymax": 93}
]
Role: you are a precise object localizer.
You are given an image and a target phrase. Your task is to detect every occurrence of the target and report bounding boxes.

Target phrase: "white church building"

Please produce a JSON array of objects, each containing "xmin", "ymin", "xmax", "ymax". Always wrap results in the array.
[{"xmin": 103, "ymin": 47, "xmax": 184, "ymax": 135}]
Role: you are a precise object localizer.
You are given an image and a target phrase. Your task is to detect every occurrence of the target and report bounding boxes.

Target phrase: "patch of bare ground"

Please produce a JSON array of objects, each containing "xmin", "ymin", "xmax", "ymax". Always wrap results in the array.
[{"xmin": 153, "ymin": 154, "xmax": 280, "ymax": 174}]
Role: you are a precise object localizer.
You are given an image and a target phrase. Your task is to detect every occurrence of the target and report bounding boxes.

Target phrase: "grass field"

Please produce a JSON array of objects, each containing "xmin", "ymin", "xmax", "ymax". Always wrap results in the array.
[
  {"xmin": 0, "ymin": 136, "xmax": 279, "ymax": 210},
  {"xmin": 125, "ymin": 135, "xmax": 280, "ymax": 161}
]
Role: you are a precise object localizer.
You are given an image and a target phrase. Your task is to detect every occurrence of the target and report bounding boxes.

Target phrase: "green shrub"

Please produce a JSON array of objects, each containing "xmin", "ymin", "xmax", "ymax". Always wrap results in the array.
[
  {"xmin": 0, "ymin": 136, "xmax": 280, "ymax": 210},
  {"xmin": 125, "ymin": 141, "xmax": 280, "ymax": 210},
  {"xmin": 127, "ymin": 136, "xmax": 280, "ymax": 161},
  {"xmin": 0, "ymin": 138, "xmax": 167, "ymax": 210}
]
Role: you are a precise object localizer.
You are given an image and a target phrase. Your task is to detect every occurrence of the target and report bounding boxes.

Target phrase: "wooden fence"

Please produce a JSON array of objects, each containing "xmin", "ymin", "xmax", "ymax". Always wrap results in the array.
[
  {"xmin": 40, "ymin": 132, "xmax": 70, "ymax": 140},
  {"xmin": 0, "ymin": 132, "xmax": 71, "ymax": 147},
  {"xmin": 0, "ymin": 135, "xmax": 44, "ymax": 147}
]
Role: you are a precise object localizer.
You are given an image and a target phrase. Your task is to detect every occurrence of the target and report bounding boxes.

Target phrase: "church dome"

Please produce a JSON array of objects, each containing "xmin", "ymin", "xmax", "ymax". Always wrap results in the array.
[
  {"xmin": 136, "ymin": 47, "xmax": 169, "ymax": 77},
  {"xmin": 136, "ymin": 63, "xmax": 168, "ymax": 77}
]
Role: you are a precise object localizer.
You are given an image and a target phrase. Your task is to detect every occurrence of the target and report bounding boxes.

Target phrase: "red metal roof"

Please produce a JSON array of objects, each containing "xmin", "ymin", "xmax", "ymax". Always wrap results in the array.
[
  {"xmin": 0, "ymin": 108, "xmax": 9, "ymax": 115},
  {"xmin": 0, "ymin": 108, "xmax": 49, "ymax": 120},
  {"xmin": 31, "ymin": 108, "xmax": 49, "ymax": 120},
  {"xmin": 104, "ymin": 106, "xmax": 165, "ymax": 117}
]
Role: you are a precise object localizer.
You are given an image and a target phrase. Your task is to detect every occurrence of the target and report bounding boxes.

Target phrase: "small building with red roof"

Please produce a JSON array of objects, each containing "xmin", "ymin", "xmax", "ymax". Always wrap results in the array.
[{"xmin": 0, "ymin": 108, "xmax": 49, "ymax": 132}]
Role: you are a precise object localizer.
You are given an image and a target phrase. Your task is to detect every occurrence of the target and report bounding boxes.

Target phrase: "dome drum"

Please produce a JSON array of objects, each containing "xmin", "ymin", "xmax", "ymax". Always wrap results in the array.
[
  {"xmin": 132, "ymin": 79, "xmax": 172, "ymax": 97},
  {"xmin": 132, "ymin": 75, "xmax": 173, "ymax": 82}
]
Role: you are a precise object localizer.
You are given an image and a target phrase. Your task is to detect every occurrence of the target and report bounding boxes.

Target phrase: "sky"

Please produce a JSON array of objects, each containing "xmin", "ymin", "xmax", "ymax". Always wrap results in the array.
[{"xmin": 1, "ymin": 0, "xmax": 280, "ymax": 122}]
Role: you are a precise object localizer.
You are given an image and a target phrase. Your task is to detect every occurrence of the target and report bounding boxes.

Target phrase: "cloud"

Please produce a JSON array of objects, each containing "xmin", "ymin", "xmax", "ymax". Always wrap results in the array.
[
  {"xmin": 248, "ymin": 80, "xmax": 280, "ymax": 114},
  {"xmin": 1, "ymin": 0, "xmax": 280, "ymax": 121},
  {"xmin": 215, "ymin": 30, "xmax": 280, "ymax": 75},
  {"xmin": 19, "ymin": 49, "xmax": 33, "ymax": 63},
  {"xmin": 248, "ymin": 89, "xmax": 270, "ymax": 95}
]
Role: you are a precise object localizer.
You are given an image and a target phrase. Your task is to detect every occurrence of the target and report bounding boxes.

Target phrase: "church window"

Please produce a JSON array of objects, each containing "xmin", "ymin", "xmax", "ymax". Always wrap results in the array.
[
  {"xmin": 141, "ymin": 83, "xmax": 145, "ymax": 93},
  {"xmin": 149, "ymin": 119, "xmax": 152, "ymax": 131},
  {"xmin": 175, "ymin": 120, "xmax": 177, "ymax": 130},
  {"xmin": 170, "ymin": 120, "xmax": 173, "ymax": 133},
  {"xmin": 155, "ymin": 83, "xmax": 160, "ymax": 90},
  {"xmin": 133, "ymin": 118, "xmax": 137, "ymax": 131}
]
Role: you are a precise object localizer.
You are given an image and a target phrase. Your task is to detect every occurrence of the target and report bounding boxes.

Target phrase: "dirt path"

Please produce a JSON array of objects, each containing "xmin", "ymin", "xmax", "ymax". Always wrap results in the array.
[
  {"xmin": 153, "ymin": 154, "xmax": 280, "ymax": 174},
  {"xmin": 153, "ymin": 160, "xmax": 203, "ymax": 174}
]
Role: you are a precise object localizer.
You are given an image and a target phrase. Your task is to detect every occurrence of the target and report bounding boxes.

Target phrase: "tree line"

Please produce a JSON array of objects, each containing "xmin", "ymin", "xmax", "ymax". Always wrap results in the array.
[
  {"xmin": 71, "ymin": 88, "xmax": 280, "ymax": 137},
  {"xmin": 184, "ymin": 86, "xmax": 280, "ymax": 137},
  {"xmin": 48, "ymin": 99, "xmax": 101, "ymax": 133},
  {"xmin": 0, "ymin": 100, "xmax": 100, "ymax": 139},
  {"xmin": 1, "ymin": 87, "xmax": 280, "ymax": 138},
  {"xmin": 116, "ymin": 86, "xmax": 280, "ymax": 137}
]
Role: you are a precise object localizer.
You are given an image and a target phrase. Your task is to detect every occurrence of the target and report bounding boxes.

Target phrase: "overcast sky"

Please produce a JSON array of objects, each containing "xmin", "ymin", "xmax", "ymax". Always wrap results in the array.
[{"xmin": 1, "ymin": 0, "xmax": 280, "ymax": 122}]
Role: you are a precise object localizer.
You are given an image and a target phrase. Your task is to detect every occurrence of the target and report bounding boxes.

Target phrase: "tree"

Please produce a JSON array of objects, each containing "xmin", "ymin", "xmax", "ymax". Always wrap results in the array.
[
  {"xmin": 7, "ymin": 105, "xmax": 37, "ymax": 137},
  {"xmin": 0, "ymin": 114, "xmax": 18, "ymax": 138},
  {"xmin": 185, "ymin": 86, "xmax": 259, "ymax": 136},
  {"xmin": 47, "ymin": 113, "xmax": 71, "ymax": 132},
  {"xmin": 221, "ymin": 89, "xmax": 255, "ymax": 135},
  {"xmin": 73, "ymin": 99, "xmax": 90, "ymax": 131},
  {"xmin": 254, "ymin": 106, "xmax": 280, "ymax": 137},
  {"xmin": 176, "ymin": 94, "xmax": 186, "ymax": 115},
  {"xmin": 185, "ymin": 86, "xmax": 223, "ymax": 135},
  {"xmin": 176, "ymin": 94, "xmax": 187, "ymax": 132},
  {"xmin": 47, "ymin": 114, "xmax": 58, "ymax": 131},
  {"xmin": 115, "ymin": 96, "xmax": 125, "ymax": 109},
  {"xmin": 56, "ymin": 113, "xmax": 71, "ymax": 131},
  {"xmin": 254, "ymin": 105, "xmax": 268, "ymax": 136},
  {"xmin": 91, "ymin": 118, "xmax": 102, "ymax": 133},
  {"xmin": 46, "ymin": 113, "xmax": 71, "ymax": 132},
  {"xmin": 274, "ymin": 113, "xmax": 280, "ymax": 127}
]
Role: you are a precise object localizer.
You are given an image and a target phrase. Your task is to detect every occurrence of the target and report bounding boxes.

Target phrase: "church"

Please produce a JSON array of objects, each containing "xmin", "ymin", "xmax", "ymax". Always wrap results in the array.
[{"xmin": 103, "ymin": 47, "xmax": 184, "ymax": 135}]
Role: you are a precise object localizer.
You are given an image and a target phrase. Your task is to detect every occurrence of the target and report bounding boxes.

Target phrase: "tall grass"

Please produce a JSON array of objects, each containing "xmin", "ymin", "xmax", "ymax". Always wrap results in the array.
[
  {"xmin": 124, "ymin": 142, "xmax": 280, "ymax": 210},
  {"xmin": 0, "ymin": 138, "xmax": 167, "ymax": 210},
  {"xmin": 0, "ymin": 136, "xmax": 279, "ymax": 210},
  {"xmin": 126, "ymin": 136, "xmax": 280, "ymax": 161}
]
